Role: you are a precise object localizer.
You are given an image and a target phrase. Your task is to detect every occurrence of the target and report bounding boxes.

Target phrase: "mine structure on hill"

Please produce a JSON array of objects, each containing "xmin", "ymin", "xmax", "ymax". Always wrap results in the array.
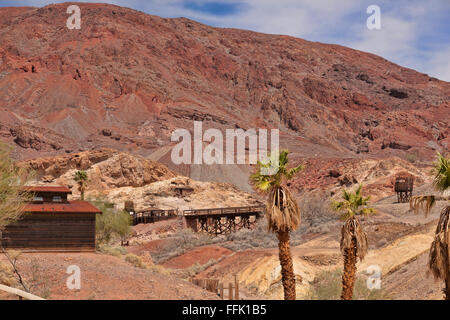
[
  {"xmin": 183, "ymin": 206, "xmax": 265, "ymax": 236},
  {"xmin": 394, "ymin": 174, "xmax": 414, "ymax": 203},
  {"xmin": 0, "ymin": 186, "xmax": 102, "ymax": 252}
]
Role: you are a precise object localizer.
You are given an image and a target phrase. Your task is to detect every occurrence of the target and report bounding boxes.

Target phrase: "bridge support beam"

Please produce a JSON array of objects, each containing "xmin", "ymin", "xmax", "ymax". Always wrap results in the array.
[{"xmin": 184, "ymin": 216, "xmax": 199, "ymax": 232}]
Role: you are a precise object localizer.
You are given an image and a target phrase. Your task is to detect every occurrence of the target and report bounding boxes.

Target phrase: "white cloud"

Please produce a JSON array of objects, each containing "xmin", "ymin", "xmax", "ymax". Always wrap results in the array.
[
  {"xmin": 426, "ymin": 45, "xmax": 450, "ymax": 81},
  {"xmin": 349, "ymin": 16, "xmax": 418, "ymax": 66}
]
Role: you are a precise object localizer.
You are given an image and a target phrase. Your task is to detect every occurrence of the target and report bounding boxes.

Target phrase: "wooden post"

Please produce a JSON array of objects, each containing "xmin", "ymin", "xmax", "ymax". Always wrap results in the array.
[
  {"xmin": 228, "ymin": 282, "xmax": 233, "ymax": 300},
  {"xmin": 219, "ymin": 283, "xmax": 224, "ymax": 300},
  {"xmin": 235, "ymin": 275, "xmax": 239, "ymax": 300},
  {"xmin": 0, "ymin": 284, "xmax": 45, "ymax": 300}
]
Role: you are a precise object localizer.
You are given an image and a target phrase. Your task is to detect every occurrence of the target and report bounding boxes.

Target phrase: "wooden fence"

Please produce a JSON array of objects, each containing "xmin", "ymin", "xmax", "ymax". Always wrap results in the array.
[
  {"xmin": 0, "ymin": 284, "xmax": 45, "ymax": 300},
  {"xmin": 191, "ymin": 275, "xmax": 240, "ymax": 300},
  {"xmin": 183, "ymin": 206, "xmax": 265, "ymax": 216}
]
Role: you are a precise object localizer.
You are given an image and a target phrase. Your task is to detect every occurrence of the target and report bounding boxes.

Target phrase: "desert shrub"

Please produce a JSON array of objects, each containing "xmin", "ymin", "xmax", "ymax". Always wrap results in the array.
[
  {"xmin": 29, "ymin": 258, "xmax": 51, "ymax": 299},
  {"xmin": 298, "ymin": 193, "xmax": 337, "ymax": 226},
  {"xmin": 0, "ymin": 261, "xmax": 15, "ymax": 287},
  {"xmin": 182, "ymin": 258, "xmax": 218, "ymax": 278},
  {"xmin": 92, "ymin": 200, "xmax": 132, "ymax": 245},
  {"xmin": 98, "ymin": 244, "xmax": 127, "ymax": 257},
  {"xmin": 0, "ymin": 249, "xmax": 30, "ymax": 292},
  {"xmin": 406, "ymin": 153, "xmax": 417, "ymax": 164},
  {"xmin": 0, "ymin": 142, "xmax": 34, "ymax": 230},
  {"xmin": 223, "ymin": 219, "xmax": 278, "ymax": 251},
  {"xmin": 152, "ymin": 229, "xmax": 221, "ymax": 264},
  {"xmin": 125, "ymin": 254, "xmax": 146, "ymax": 269},
  {"xmin": 149, "ymin": 265, "xmax": 171, "ymax": 276},
  {"xmin": 304, "ymin": 269, "xmax": 391, "ymax": 300}
]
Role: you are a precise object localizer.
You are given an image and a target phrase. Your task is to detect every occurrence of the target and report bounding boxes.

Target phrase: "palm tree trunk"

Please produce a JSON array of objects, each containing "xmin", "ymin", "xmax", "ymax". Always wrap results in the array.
[
  {"xmin": 277, "ymin": 230, "xmax": 296, "ymax": 300},
  {"xmin": 445, "ymin": 273, "xmax": 450, "ymax": 300},
  {"xmin": 341, "ymin": 236, "xmax": 357, "ymax": 300}
]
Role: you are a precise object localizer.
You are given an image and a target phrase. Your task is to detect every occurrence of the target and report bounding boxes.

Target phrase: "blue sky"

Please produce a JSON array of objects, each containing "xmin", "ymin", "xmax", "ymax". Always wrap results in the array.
[{"xmin": 1, "ymin": 0, "xmax": 449, "ymax": 81}]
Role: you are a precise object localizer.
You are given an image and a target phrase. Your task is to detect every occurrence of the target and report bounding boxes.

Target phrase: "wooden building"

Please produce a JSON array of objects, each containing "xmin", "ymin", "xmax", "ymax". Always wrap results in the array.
[
  {"xmin": 394, "ymin": 174, "xmax": 414, "ymax": 203},
  {"xmin": 173, "ymin": 186, "xmax": 194, "ymax": 197},
  {"xmin": 0, "ymin": 186, "xmax": 102, "ymax": 252}
]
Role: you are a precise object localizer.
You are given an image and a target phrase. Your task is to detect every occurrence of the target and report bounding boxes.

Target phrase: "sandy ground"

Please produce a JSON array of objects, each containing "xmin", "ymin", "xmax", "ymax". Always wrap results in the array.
[
  {"xmin": 162, "ymin": 246, "xmax": 233, "ymax": 269},
  {"xmin": 168, "ymin": 191, "xmax": 448, "ymax": 300},
  {"xmin": 382, "ymin": 252, "xmax": 444, "ymax": 300},
  {"xmin": 0, "ymin": 252, "xmax": 219, "ymax": 300}
]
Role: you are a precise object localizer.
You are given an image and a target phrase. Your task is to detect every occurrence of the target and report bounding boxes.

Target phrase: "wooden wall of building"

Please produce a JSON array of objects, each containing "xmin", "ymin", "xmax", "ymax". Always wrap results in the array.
[{"xmin": 1, "ymin": 213, "xmax": 96, "ymax": 252}]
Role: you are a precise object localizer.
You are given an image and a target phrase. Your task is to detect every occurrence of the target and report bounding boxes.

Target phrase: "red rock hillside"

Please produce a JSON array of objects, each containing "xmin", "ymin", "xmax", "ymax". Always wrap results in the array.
[{"xmin": 0, "ymin": 3, "xmax": 448, "ymax": 173}]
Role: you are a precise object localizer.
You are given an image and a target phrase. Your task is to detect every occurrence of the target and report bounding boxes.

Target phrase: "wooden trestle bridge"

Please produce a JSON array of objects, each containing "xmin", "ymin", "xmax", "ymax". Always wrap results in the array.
[
  {"xmin": 129, "ymin": 204, "xmax": 265, "ymax": 236},
  {"xmin": 130, "ymin": 208, "xmax": 178, "ymax": 225},
  {"xmin": 183, "ymin": 206, "xmax": 265, "ymax": 236}
]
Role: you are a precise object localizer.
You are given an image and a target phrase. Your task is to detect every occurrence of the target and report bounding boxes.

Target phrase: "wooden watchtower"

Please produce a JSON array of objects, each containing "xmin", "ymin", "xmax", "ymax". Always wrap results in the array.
[{"xmin": 394, "ymin": 174, "xmax": 414, "ymax": 203}]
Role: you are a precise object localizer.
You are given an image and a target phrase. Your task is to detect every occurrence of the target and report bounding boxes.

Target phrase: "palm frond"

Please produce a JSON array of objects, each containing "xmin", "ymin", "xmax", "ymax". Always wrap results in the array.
[
  {"xmin": 428, "ymin": 206, "xmax": 450, "ymax": 280},
  {"xmin": 250, "ymin": 150, "xmax": 303, "ymax": 192},
  {"xmin": 340, "ymin": 217, "xmax": 368, "ymax": 261},
  {"xmin": 433, "ymin": 152, "xmax": 450, "ymax": 192},
  {"xmin": 332, "ymin": 185, "xmax": 376, "ymax": 220},
  {"xmin": 410, "ymin": 195, "xmax": 436, "ymax": 216},
  {"xmin": 266, "ymin": 185, "xmax": 300, "ymax": 233},
  {"xmin": 285, "ymin": 164, "xmax": 304, "ymax": 180}
]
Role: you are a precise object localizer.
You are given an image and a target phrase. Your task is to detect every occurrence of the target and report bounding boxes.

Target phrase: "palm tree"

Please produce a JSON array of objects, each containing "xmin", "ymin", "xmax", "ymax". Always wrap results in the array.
[
  {"xmin": 410, "ymin": 152, "xmax": 450, "ymax": 299},
  {"xmin": 74, "ymin": 170, "xmax": 88, "ymax": 200},
  {"xmin": 332, "ymin": 185, "xmax": 375, "ymax": 300},
  {"xmin": 251, "ymin": 150, "xmax": 303, "ymax": 300}
]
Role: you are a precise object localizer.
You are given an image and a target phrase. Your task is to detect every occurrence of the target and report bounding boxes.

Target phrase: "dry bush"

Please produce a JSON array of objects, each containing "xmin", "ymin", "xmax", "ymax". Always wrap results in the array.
[
  {"xmin": 28, "ymin": 258, "xmax": 51, "ymax": 299},
  {"xmin": 152, "ymin": 229, "xmax": 221, "ymax": 264},
  {"xmin": 98, "ymin": 245, "xmax": 128, "ymax": 257},
  {"xmin": 181, "ymin": 258, "xmax": 218, "ymax": 278},
  {"xmin": 149, "ymin": 265, "xmax": 171, "ymax": 276},
  {"xmin": 0, "ymin": 249, "xmax": 29, "ymax": 292},
  {"xmin": 125, "ymin": 254, "xmax": 147, "ymax": 269},
  {"xmin": 299, "ymin": 192, "xmax": 337, "ymax": 227},
  {"xmin": 0, "ymin": 142, "xmax": 34, "ymax": 231},
  {"xmin": 224, "ymin": 219, "xmax": 279, "ymax": 251},
  {"xmin": 0, "ymin": 261, "xmax": 16, "ymax": 287},
  {"xmin": 304, "ymin": 269, "xmax": 391, "ymax": 300}
]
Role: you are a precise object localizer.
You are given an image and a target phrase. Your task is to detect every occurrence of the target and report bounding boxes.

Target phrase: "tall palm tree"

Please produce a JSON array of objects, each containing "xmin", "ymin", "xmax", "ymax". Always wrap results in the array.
[
  {"xmin": 410, "ymin": 152, "xmax": 450, "ymax": 299},
  {"xmin": 332, "ymin": 185, "xmax": 375, "ymax": 300},
  {"xmin": 251, "ymin": 150, "xmax": 303, "ymax": 300},
  {"xmin": 74, "ymin": 170, "xmax": 88, "ymax": 200}
]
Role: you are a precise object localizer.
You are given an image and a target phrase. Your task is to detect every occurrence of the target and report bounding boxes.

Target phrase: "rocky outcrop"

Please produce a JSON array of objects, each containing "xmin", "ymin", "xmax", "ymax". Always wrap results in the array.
[
  {"xmin": 18, "ymin": 149, "xmax": 177, "ymax": 191},
  {"xmin": 10, "ymin": 126, "xmax": 63, "ymax": 151},
  {"xmin": 18, "ymin": 149, "xmax": 260, "ymax": 210}
]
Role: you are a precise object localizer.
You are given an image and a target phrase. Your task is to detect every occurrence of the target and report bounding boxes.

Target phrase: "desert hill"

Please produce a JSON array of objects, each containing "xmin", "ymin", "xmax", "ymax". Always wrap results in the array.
[{"xmin": 0, "ymin": 3, "xmax": 448, "ymax": 181}]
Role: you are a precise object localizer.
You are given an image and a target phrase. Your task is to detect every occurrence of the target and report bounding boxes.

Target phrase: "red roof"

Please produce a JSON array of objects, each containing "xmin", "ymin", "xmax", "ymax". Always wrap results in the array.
[
  {"xmin": 24, "ymin": 200, "xmax": 102, "ymax": 214},
  {"xmin": 24, "ymin": 186, "xmax": 72, "ymax": 194}
]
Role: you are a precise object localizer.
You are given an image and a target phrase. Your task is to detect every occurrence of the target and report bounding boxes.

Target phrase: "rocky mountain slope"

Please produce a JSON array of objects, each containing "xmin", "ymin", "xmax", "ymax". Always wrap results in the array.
[{"xmin": 0, "ymin": 3, "xmax": 448, "ymax": 176}]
